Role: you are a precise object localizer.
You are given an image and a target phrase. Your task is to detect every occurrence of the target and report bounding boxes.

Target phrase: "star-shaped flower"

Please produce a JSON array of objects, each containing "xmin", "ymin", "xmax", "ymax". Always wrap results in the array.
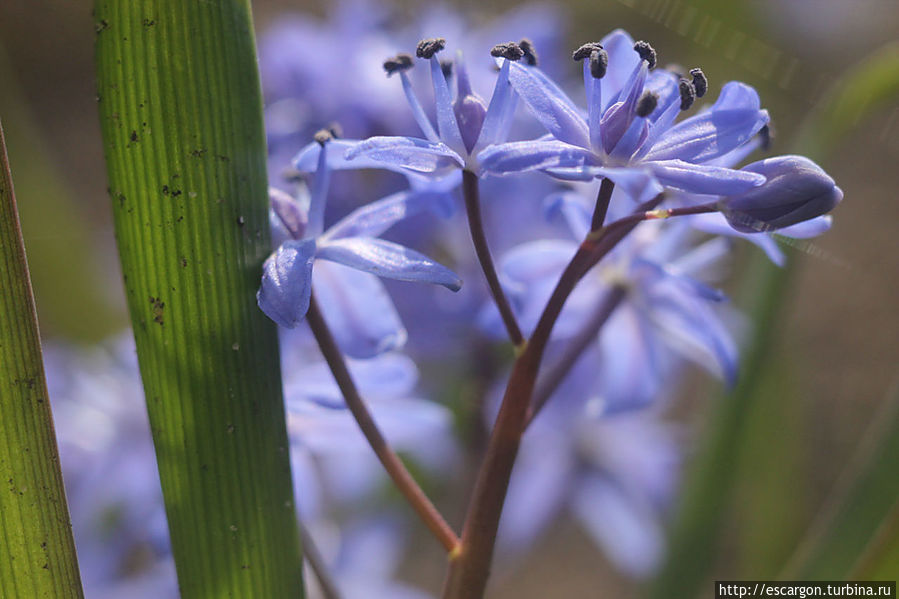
[
  {"xmin": 478, "ymin": 29, "xmax": 771, "ymax": 204},
  {"xmin": 257, "ymin": 134, "xmax": 462, "ymax": 335}
]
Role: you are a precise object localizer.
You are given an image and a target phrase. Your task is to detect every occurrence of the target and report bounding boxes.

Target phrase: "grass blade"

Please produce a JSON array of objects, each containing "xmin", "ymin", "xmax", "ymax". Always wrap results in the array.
[{"xmin": 0, "ymin": 119, "xmax": 84, "ymax": 598}]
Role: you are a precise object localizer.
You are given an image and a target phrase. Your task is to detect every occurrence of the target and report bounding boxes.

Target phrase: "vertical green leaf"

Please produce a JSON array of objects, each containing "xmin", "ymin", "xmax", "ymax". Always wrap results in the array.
[
  {"xmin": 94, "ymin": 2, "xmax": 303, "ymax": 597},
  {"xmin": 0, "ymin": 120, "xmax": 83, "ymax": 597}
]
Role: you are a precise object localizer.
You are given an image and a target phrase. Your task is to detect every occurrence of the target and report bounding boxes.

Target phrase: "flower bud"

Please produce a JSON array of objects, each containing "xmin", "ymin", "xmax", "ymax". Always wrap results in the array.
[{"xmin": 720, "ymin": 156, "xmax": 842, "ymax": 233}]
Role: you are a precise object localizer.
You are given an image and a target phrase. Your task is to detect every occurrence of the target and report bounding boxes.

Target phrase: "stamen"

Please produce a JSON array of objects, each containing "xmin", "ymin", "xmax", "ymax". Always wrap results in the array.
[
  {"xmin": 440, "ymin": 59, "xmax": 453, "ymax": 79},
  {"xmin": 519, "ymin": 38, "xmax": 538, "ymax": 66},
  {"xmin": 635, "ymin": 91, "xmax": 659, "ymax": 117},
  {"xmin": 314, "ymin": 128, "xmax": 335, "ymax": 146},
  {"xmin": 633, "ymin": 41, "xmax": 657, "ymax": 69},
  {"xmin": 383, "ymin": 53, "xmax": 413, "ymax": 76},
  {"xmin": 572, "ymin": 42, "xmax": 603, "ymax": 61},
  {"xmin": 490, "ymin": 42, "xmax": 524, "ymax": 61},
  {"xmin": 689, "ymin": 68, "xmax": 708, "ymax": 98},
  {"xmin": 759, "ymin": 124, "xmax": 772, "ymax": 151},
  {"xmin": 678, "ymin": 78, "xmax": 696, "ymax": 110},
  {"xmin": 589, "ymin": 49, "xmax": 609, "ymax": 79},
  {"xmin": 326, "ymin": 123, "xmax": 342, "ymax": 139},
  {"xmin": 416, "ymin": 37, "xmax": 446, "ymax": 59}
]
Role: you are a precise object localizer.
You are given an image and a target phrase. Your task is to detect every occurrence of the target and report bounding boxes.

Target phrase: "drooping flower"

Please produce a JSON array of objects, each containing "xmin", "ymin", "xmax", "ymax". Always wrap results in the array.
[
  {"xmin": 478, "ymin": 29, "xmax": 771, "ymax": 204},
  {"xmin": 257, "ymin": 133, "xmax": 462, "ymax": 338}
]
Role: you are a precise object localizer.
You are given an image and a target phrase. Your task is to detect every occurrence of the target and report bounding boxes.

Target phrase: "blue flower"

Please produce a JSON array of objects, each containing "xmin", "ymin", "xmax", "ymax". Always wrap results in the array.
[
  {"xmin": 337, "ymin": 38, "xmax": 528, "ymax": 176},
  {"xmin": 482, "ymin": 187, "xmax": 739, "ymax": 399},
  {"xmin": 492, "ymin": 379, "xmax": 681, "ymax": 577},
  {"xmin": 257, "ymin": 136, "xmax": 462, "ymax": 337},
  {"xmin": 478, "ymin": 29, "xmax": 771, "ymax": 203}
]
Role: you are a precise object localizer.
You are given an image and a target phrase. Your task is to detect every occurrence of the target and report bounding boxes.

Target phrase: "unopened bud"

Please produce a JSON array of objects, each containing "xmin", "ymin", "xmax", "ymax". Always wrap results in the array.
[{"xmin": 720, "ymin": 155, "xmax": 842, "ymax": 233}]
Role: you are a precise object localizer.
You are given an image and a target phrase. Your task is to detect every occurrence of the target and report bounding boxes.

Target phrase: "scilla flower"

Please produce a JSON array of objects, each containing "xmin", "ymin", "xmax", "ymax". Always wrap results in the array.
[
  {"xmin": 313, "ymin": 37, "xmax": 531, "ymax": 177},
  {"xmin": 479, "ymin": 30, "xmax": 770, "ymax": 203},
  {"xmin": 258, "ymin": 130, "xmax": 462, "ymax": 335}
]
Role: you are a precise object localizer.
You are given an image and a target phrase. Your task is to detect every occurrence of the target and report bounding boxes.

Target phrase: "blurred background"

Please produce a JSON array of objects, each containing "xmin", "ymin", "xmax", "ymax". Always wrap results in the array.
[{"xmin": 1, "ymin": 0, "xmax": 897, "ymax": 596}]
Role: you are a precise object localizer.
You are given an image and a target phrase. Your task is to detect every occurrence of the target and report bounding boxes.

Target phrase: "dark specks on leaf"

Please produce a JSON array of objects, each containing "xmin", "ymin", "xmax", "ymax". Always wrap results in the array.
[
  {"xmin": 130, "ymin": 130, "xmax": 139, "ymax": 143},
  {"xmin": 149, "ymin": 296, "xmax": 165, "ymax": 325},
  {"xmin": 95, "ymin": 19, "xmax": 109, "ymax": 34}
]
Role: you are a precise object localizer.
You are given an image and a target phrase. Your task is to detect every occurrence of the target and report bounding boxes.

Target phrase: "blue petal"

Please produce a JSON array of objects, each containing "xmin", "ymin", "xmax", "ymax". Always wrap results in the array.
[
  {"xmin": 269, "ymin": 187, "xmax": 307, "ymax": 245},
  {"xmin": 596, "ymin": 304, "xmax": 667, "ymax": 411},
  {"xmin": 688, "ymin": 213, "xmax": 785, "ymax": 266},
  {"xmin": 544, "ymin": 191, "xmax": 593, "ymax": 239},
  {"xmin": 571, "ymin": 473, "xmax": 665, "ymax": 578},
  {"xmin": 313, "ymin": 262, "xmax": 407, "ymax": 359},
  {"xmin": 649, "ymin": 159, "xmax": 765, "ymax": 195},
  {"xmin": 474, "ymin": 59, "xmax": 516, "ymax": 152},
  {"xmin": 428, "ymin": 57, "xmax": 467, "ymax": 157},
  {"xmin": 284, "ymin": 352, "xmax": 418, "ymax": 408},
  {"xmin": 644, "ymin": 82, "xmax": 769, "ymax": 163},
  {"xmin": 478, "ymin": 140, "xmax": 597, "ymax": 175},
  {"xmin": 399, "ymin": 70, "xmax": 440, "ymax": 142},
  {"xmin": 642, "ymin": 270, "xmax": 739, "ymax": 385},
  {"xmin": 257, "ymin": 239, "xmax": 316, "ymax": 328},
  {"xmin": 553, "ymin": 166, "xmax": 663, "ymax": 205},
  {"xmin": 508, "ymin": 61, "xmax": 591, "ymax": 148},
  {"xmin": 317, "ymin": 237, "xmax": 462, "ymax": 290},
  {"xmin": 324, "ymin": 189, "xmax": 453, "ymax": 241},
  {"xmin": 293, "ymin": 139, "xmax": 391, "ymax": 173},
  {"xmin": 345, "ymin": 136, "xmax": 464, "ymax": 174},
  {"xmin": 498, "ymin": 432, "xmax": 575, "ymax": 550},
  {"xmin": 777, "ymin": 215, "xmax": 833, "ymax": 238},
  {"xmin": 599, "ymin": 29, "xmax": 641, "ymax": 107}
]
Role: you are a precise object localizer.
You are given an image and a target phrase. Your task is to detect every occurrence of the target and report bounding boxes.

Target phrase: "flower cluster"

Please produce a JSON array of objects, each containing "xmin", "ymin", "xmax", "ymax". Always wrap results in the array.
[
  {"xmin": 56, "ymin": 5, "xmax": 843, "ymax": 596},
  {"xmin": 255, "ymin": 19, "xmax": 841, "ymax": 589}
]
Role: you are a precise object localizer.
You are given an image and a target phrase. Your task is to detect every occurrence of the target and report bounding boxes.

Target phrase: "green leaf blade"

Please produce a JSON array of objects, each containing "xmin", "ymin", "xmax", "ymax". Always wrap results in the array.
[
  {"xmin": 0, "ymin": 121, "xmax": 84, "ymax": 598},
  {"xmin": 94, "ymin": 2, "xmax": 303, "ymax": 597}
]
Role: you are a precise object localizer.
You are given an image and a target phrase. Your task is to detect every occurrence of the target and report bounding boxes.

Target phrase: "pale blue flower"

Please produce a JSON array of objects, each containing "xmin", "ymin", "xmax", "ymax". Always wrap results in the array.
[
  {"xmin": 258, "ymin": 138, "xmax": 462, "ymax": 335},
  {"xmin": 478, "ymin": 29, "xmax": 771, "ymax": 203}
]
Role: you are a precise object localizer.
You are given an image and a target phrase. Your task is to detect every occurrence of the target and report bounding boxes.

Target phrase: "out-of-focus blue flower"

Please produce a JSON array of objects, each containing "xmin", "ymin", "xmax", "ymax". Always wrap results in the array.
[
  {"xmin": 279, "ymin": 331, "xmax": 457, "ymax": 520},
  {"xmin": 482, "ymin": 186, "xmax": 739, "ymax": 401},
  {"xmin": 493, "ymin": 373, "xmax": 681, "ymax": 577},
  {"xmin": 258, "ymin": 138, "xmax": 462, "ymax": 339},
  {"xmin": 305, "ymin": 517, "xmax": 434, "ymax": 599},
  {"xmin": 45, "ymin": 336, "xmax": 177, "ymax": 599},
  {"xmin": 479, "ymin": 29, "xmax": 771, "ymax": 204}
]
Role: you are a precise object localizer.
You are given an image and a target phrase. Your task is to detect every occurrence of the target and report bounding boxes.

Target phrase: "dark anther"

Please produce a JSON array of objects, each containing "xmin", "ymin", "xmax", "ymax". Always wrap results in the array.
[
  {"xmin": 440, "ymin": 59, "xmax": 453, "ymax": 78},
  {"xmin": 589, "ymin": 49, "xmax": 609, "ymax": 79},
  {"xmin": 678, "ymin": 78, "xmax": 696, "ymax": 110},
  {"xmin": 326, "ymin": 123, "xmax": 342, "ymax": 139},
  {"xmin": 383, "ymin": 53, "xmax": 414, "ymax": 76},
  {"xmin": 416, "ymin": 37, "xmax": 446, "ymax": 59},
  {"xmin": 519, "ymin": 38, "xmax": 538, "ymax": 66},
  {"xmin": 759, "ymin": 124, "xmax": 772, "ymax": 151},
  {"xmin": 636, "ymin": 91, "xmax": 659, "ymax": 117},
  {"xmin": 572, "ymin": 42, "xmax": 603, "ymax": 61},
  {"xmin": 314, "ymin": 127, "xmax": 336, "ymax": 146},
  {"xmin": 633, "ymin": 41, "xmax": 657, "ymax": 69},
  {"xmin": 689, "ymin": 68, "xmax": 708, "ymax": 98},
  {"xmin": 491, "ymin": 42, "xmax": 524, "ymax": 61}
]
